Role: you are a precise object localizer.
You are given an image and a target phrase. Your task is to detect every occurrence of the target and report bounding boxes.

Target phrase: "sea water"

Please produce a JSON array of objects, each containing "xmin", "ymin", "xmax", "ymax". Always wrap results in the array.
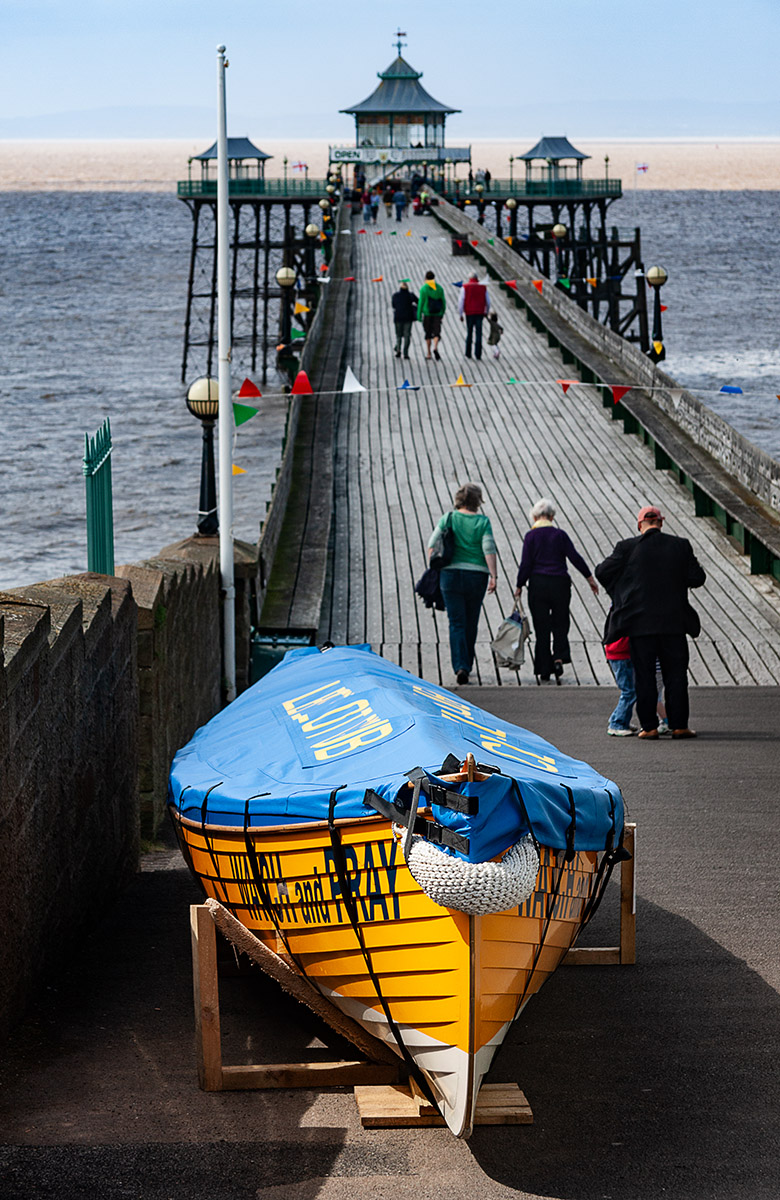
[{"xmin": 1, "ymin": 189, "xmax": 778, "ymax": 588}]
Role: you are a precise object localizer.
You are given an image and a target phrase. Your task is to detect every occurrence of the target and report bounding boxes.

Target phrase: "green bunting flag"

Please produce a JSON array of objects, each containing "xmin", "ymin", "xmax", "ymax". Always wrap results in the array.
[
  {"xmin": 559, "ymin": 277, "xmax": 571, "ymax": 290},
  {"xmin": 233, "ymin": 402, "xmax": 259, "ymax": 426},
  {"xmin": 290, "ymin": 328, "xmax": 307, "ymax": 341}
]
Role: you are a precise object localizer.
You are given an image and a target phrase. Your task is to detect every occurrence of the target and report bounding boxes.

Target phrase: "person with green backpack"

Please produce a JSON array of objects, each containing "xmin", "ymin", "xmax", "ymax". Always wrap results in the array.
[{"xmin": 417, "ymin": 270, "xmax": 446, "ymax": 361}]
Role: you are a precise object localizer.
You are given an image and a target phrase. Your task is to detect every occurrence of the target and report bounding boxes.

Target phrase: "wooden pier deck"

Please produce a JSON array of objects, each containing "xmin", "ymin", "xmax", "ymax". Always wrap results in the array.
[{"xmin": 314, "ymin": 205, "xmax": 780, "ymax": 687}]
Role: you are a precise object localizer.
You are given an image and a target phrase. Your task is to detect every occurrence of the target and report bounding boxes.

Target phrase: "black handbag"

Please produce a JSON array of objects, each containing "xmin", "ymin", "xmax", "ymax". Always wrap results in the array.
[{"xmin": 429, "ymin": 512, "xmax": 455, "ymax": 570}]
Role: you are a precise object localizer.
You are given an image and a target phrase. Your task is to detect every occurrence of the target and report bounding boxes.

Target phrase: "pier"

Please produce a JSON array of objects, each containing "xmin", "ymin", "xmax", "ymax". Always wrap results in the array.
[{"xmin": 263, "ymin": 195, "xmax": 780, "ymax": 688}]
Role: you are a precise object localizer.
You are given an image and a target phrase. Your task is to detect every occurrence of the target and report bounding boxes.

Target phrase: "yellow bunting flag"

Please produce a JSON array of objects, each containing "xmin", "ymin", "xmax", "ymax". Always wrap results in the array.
[
  {"xmin": 405, "ymin": 229, "xmax": 412, "ymax": 236},
  {"xmin": 372, "ymin": 275, "xmax": 383, "ymax": 282},
  {"xmin": 450, "ymin": 374, "xmax": 472, "ymax": 388},
  {"xmin": 586, "ymin": 277, "xmax": 597, "ymax": 286},
  {"xmin": 506, "ymin": 236, "xmax": 513, "ymax": 246},
  {"xmin": 294, "ymin": 301, "xmax": 310, "ymax": 314},
  {"xmin": 232, "ymin": 464, "xmax": 246, "ymax": 476},
  {"xmin": 653, "ymin": 340, "xmax": 664, "ymax": 355}
]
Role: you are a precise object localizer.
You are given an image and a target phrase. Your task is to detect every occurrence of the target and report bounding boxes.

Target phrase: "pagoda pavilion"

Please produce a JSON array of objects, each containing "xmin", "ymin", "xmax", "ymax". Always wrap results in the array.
[{"xmin": 330, "ymin": 36, "xmax": 470, "ymax": 179}]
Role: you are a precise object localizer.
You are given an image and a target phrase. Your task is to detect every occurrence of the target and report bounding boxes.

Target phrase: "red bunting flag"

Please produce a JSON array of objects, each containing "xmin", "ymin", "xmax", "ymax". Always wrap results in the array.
[
  {"xmin": 372, "ymin": 276, "xmax": 383, "ymax": 282},
  {"xmin": 237, "ymin": 377, "xmax": 262, "ymax": 399},
  {"xmin": 357, "ymin": 228, "xmax": 366, "ymax": 234},
  {"xmin": 532, "ymin": 280, "xmax": 543, "ymax": 293},
  {"xmin": 557, "ymin": 380, "xmax": 579, "ymax": 395},
  {"xmin": 291, "ymin": 371, "xmax": 313, "ymax": 395},
  {"xmin": 343, "ymin": 276, "xmax": 356, "ymax": 281},
  {"xmin": 504, "ymin": 279, "xmax": 517, "ymax": 290},
  {"xmin": 660, "ymin": 304, "xmax": 668, "ymax": 312},
  {"xmin": 611, "ymin": 385, "xmax": 631, "ymax": 405},
  {"xmin": 319, "ymin": 263, "xmax": 328, "ymax": 273},
  {"xmin": 375, "ymin": 230, "xmax": 383, "ymax": 235},
  {"xmin": 456, "ymin": 240, "xmax": 463, "ymax": 248},
  {"xmin": 471, "ymin": 240, "xmax": 479, "ymax": 247}
]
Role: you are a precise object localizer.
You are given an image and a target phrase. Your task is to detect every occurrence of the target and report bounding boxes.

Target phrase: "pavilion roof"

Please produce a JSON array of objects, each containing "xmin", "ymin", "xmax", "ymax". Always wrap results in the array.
[
  {"xmin": 194, "ymin": 137, "xmax": 272, "ymax": 162},
  {"xmin": 341, "ymin": 55, "xmax": 458, "ymax": 116},
  {"xmin": 518, "ymin": 136, "xmax": 590, "ymax": 162}
]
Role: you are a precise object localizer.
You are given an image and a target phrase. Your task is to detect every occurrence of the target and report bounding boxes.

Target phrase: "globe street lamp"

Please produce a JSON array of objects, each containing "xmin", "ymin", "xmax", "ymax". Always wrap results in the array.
[
  {"xmin": 646, "ymin": 265, "xmax": 668, "ymax": 361},
  {"xmin": 186, "ymin": 377, "xmax": 219, "ymax": 536},
  {"xmin": 505, "ymin": 195, "xmax": 518, "ymax": 241},
  {"xmin": 305, "ymin": 222, "xmax": 320, "ymax": 283},
  {"xmin": 551, "ymin": 223, "xmax": 567, "ymax": 280},
  {"xmin": 276, "ymin": 264, "xmax": 297, "ymax": 347},
  {"xmin": 509, "ymin": 155, "xmax": 514, "ymax": 190}
]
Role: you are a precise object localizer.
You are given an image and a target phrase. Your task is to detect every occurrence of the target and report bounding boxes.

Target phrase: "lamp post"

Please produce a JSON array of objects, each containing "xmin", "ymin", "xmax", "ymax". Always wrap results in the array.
[
  {"xmin": 186, "ymin": 377, "xmax": 219, "ymax": 536},
  {"xmin": 604, "ymin": 154, "xmax": 610, "ymax": 184},
  {"xmin": 305, "ymin": 221, "xmax": 319, "ymax": 283},
  {"xmin": 552, "ymin": 222, "xmax": 567, "ymax": 280},
  {"xmin": 646, "ymin": 264, "xmax": 668, "ymax": 361},
  {"xmin": 505, "ymin": 195, "xmax": 517, "ymax": 241},
  {"xmin": 283, "ymin": 156, "xmax": 288, "ymax": 189},
  {"xmin": 276, "ymin": 264, "xmax": 296, "ymax": 347},
  {"xmin": 509, "ymin": 155, "xmax": 514, "ymax": 191}
]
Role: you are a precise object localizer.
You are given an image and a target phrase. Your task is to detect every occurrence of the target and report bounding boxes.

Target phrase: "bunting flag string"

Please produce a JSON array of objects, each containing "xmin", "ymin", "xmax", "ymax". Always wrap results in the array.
[
  {"xmin": 397, "ymin": 379, "xmax": 420, "ymax": 391},
  {"xmin": 557, "ymin": 379, "xmax": 579, "ymax": 395}
]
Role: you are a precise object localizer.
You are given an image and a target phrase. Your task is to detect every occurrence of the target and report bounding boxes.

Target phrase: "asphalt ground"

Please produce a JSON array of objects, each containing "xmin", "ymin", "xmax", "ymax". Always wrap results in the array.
[{"xmin": 1, "ymin": 686, "xmax": 779, "ymax": 1200}]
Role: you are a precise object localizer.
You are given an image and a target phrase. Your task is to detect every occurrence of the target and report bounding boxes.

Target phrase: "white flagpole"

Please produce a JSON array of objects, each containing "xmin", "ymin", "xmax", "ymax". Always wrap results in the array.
[{"xmin": 216, "ymin": 44, "xmax": 236, "ymax": 703}]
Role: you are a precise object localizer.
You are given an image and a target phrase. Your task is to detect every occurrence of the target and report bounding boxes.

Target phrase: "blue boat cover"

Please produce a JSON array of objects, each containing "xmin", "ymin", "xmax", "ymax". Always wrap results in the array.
[{"xmin": 169, "ymin": 645, "xmax": 624, "ymax": 861}]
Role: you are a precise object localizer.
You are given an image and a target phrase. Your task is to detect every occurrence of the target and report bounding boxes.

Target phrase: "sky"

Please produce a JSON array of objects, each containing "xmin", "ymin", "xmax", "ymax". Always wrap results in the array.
[{"xmin": 2, "ymin": 0, "xmax": 780, "ymax": 139}]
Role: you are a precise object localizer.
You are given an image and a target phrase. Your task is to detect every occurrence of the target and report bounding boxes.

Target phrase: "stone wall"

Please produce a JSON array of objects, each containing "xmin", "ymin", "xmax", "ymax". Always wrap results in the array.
[{"xmin": 0, "ymin": 574, "xmax": 138, "ymax": 1037}]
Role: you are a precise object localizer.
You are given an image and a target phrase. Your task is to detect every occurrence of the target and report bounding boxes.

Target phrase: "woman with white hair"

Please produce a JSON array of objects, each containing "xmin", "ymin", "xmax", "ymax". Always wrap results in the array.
[{"xmin": 514, "ymin": 498, "xmax": 599, "ymax": 682}]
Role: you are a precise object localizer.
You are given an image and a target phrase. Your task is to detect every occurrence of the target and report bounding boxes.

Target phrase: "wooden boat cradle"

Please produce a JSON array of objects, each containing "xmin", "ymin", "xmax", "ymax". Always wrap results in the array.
[{"xmin": 189, "ymin": 821, "xmax": 636, "ymax": 1128}]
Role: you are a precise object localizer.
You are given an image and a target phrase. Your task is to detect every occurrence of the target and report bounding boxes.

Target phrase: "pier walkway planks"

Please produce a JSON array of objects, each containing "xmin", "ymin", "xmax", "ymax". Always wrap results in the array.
[{"xmin": 317, "ymin": 204, "xmax": 780, "ymax": 687}]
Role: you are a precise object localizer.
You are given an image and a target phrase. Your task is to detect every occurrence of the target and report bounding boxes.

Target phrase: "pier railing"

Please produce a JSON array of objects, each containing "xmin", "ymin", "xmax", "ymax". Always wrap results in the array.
[
  {"xmin": 439, "ymin": 178, "xmax": 622, "ymax": 200},
  {"xmin": 177, "ymin": 179, "xmax": 331, "ymax": 199},
  {"xmin": 83, "ymin": 418, "xmax": 115, "ymax": 575}
]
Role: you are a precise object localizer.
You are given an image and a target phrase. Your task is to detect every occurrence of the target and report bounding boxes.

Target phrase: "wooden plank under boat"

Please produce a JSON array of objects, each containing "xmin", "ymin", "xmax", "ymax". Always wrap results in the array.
[{"xmin": 169, "ymin": 646, "xmax": 627, "ymax": 1137}]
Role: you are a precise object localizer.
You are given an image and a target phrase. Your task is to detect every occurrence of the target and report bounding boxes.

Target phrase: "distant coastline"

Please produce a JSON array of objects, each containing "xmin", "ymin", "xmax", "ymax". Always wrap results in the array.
[{"xmin": 1, "ymin": 138, "xmax": 779, "ymax": 191}]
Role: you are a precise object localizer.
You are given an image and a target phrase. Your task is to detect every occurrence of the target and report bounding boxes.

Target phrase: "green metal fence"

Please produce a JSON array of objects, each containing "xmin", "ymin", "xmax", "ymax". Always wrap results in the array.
[
  {"xmin": 83, "ymin": 418, "xmax": 115, "ymax": 575},
  {"xmin": 177, "ymin": 178, "xmax": 331, "ymax": 198}
]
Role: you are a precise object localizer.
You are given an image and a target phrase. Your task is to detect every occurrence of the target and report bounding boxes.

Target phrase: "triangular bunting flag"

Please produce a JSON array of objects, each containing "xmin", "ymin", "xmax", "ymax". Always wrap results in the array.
[
  {"xmin": 319, "ymin": 232, "xmax": 327, "ymax": 241},
  {"xmin": 422, "ymin": 236, "xmax": 428, "ymax": 242},
  {"xmin": 504, "ymin": 279, "xmax": 517, "ymax": 290},
  {"xmin": 586, "ymin": 277, "xmax": 598, "ymax": 287},
  {"xmin": 532, "ymin": 280, "xmax": 544, "ymax": 293},
  {"xmin": 487, "ymin": 238, "xmax": 495, "ymax": 245},
  {"xmin": 357, "ymin": 228, "xmax": 366, "ymax": 234},
  {"xmin": 669, "ymin": 389, "xmax": 684, "ymax": 408},
  {"xmin": 343, "ymin": 276, "xmax": 355, "ymax": 281},
  {"xmin": 456, "ymin": 240, "xmax": 463, "ymax": 248},
  {"xmin": 291, "ymin": 328, "xmax": 306, "ymax": 340},
  {"xmin": 342, "ymin": 366, "xmax": 367, "ymax": 394},
  {"xmin": 719, "ymin": 385, "xmax": 743, "ymax": 394},
  {"xmin": 450, "ymin": 374, "xmax": 472, "ymax": 388},
  {"xmin": 660, "ymin": 304, "xmax": 668, "ymax": 312},
  {"xmin": 506, "ymin": 236, "xmax": 513, "ymax": 246},
  {"xmin": 316, "ymin": 277, "xmax": 331, "ymax": 284},
  {"xmin": 340, "ymin": 228, "xmax": 351, "ymax": 234},
  {"xmin": 291, "ymin": 371, "xmax": 313, "ymax": 395},
  {"xmin": 375, "ymin": 230, "xmax": 383, "ymax": 235},
  {"xmin": 319, "ymin": 263, "xmax": 328, "ymax": 273},
  {"xmin": 452, "ymin": 281, "xmax": 463, "ymax": 288},
  {"xmin": 506, "ymin": 378, "xmax": 517, "ymax": 384},
  {"xmin": 405, "ymin": 230, "xmax": 412, "ymax": 236},
  {"xmin": 276, "ymin": 342, "xmax": 287, "ymax": 351},
  {"xmin": 399, "ymin": 277, "xmax": 410, "ymax": 283},
  {"xmin": 372, "ymin": 276, "xmax": 383, "ymax": 282},
  {"xmin": 611, "ymin": 385, "xmax": 631, "ymax": 405},
  {"xmin": 557, "ymin": 379, "xmax": 578, "ymax": 394},
  {"xmin": 471, "ymin": 240, "xmax": 479, "ymax": 247},
  {"xmin": 397, "ymin": 380, "xmax": 420, "ymax": 391},
  {"xmin": 390, "ymin": 230, "xmax": 397, "ymax": 235},
  {"xmin": 293, "ymin": 301, "xmax": 310, "ymax": 315},
  {"xmin": 232, "ymin": 464, "xmax": 246, "ymax": 475},
  {"xmin": 653, "ymin": 340, "xmax": 664, "ymax": 355},
  {"xmin": 559, "ymin": 277, "xmax": 571, "ymax": 289},
  {"xmin": 233, "ymin": 402, "xmax": 259, "ymax": 426},
  {"xmin": 237, "ymin": 377, "xmax": 261, "ymax": 399}
]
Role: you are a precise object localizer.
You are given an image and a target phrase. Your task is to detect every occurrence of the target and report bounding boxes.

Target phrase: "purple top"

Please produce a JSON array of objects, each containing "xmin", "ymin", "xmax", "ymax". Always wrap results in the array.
[{"xmin": 515, "ymin": 525, "xmax": 591, "ymax": 588}]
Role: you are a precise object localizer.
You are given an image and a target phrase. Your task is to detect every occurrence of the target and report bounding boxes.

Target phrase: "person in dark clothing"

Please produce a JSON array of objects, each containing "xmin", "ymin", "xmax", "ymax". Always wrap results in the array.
[
  {"xmin": 458, "ymin": 274, "xmax": 490, "ymax": 360},
  {"xmin": 391, "ymin": 282, "xmax": 417, "ymax": 358},
  {"xmin": 514, "ymin": 497, "xmax": 599, "ymax": 682},
  {"xmin": 595, "ymin": 505, "xmax": 706, "ymax": 738}
]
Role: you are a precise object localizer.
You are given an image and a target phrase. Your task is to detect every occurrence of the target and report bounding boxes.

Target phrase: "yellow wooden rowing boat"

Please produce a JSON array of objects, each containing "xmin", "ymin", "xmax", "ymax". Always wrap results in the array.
[{"xmin": 169, "ymin": 646, "xmax": 626, "ymax": 1136}]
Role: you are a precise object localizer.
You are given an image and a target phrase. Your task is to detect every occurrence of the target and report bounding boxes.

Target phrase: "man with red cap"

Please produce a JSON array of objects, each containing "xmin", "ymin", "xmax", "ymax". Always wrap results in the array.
[{"xmin": 595, "ymin": 505, "xmax": 706, "ymax": 739}]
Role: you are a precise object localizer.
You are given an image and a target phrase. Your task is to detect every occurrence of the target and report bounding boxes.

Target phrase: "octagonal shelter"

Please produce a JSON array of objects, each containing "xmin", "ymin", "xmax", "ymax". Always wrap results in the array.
[{"xmin": 330, "ymin": 47, "xmax": 470, "ymax": 179}]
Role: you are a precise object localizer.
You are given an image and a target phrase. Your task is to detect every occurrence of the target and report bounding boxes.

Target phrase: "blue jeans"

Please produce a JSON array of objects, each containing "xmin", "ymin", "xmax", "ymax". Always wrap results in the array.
[
  {"xmin": 464, "ymin": 314, "xmax": 484, "ymax": 359},
  {"xmin": 608, "ymin": 658, "xmax": 636, "ymax": 730},
  {"xmin": 439, "ymin": 569, "xmax": 488, "ymax": 674}
]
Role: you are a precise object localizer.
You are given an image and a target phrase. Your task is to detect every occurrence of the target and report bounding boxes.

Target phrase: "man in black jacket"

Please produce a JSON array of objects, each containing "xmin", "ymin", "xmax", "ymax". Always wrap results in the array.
[
  {"xmin": 596, "ymin": 506, "xmax": 706, "ymax": 739},
  {"xmin": 391, "ymin": 281, "xmax": 417, "ymax": 358}
]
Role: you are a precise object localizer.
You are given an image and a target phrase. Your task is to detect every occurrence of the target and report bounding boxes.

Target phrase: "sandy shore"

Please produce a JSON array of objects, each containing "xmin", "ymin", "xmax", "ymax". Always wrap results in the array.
[{"xmin": 1, "ymin": 137, "xmax": 779, "ymax": 191}]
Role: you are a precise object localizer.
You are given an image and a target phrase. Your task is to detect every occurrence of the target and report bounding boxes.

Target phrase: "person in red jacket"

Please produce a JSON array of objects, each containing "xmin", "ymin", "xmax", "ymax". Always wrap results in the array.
[{"xmin": 458, "ymin": 274, "xmax": 491, "ymax": 360}]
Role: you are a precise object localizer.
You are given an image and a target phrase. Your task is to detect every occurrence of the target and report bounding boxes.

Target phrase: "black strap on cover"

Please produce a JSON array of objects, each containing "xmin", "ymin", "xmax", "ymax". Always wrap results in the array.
[
  {"xmin": 363, "ymin": 789, "xmax": 470, "ymax": 855},
  {"xmin": 405, "ymin": 767, "xmax": 480, "ymax": 815},
  {"xmin": 327, "ymin": 787, "xmax": 437, "ymax": 1106},
  {"xmin": 580, "ymin": 788, "xmax": 632, "ymax": 929},
  {"xmin": 242, "ymin": 795, "xmax": 306, "ymax": 974}
]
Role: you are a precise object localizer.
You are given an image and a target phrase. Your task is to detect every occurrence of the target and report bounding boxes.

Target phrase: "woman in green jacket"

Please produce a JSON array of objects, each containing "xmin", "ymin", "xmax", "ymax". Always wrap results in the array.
[{"xmin": 417, "ymin": 270, "xmax": 446, "ymax": 361}]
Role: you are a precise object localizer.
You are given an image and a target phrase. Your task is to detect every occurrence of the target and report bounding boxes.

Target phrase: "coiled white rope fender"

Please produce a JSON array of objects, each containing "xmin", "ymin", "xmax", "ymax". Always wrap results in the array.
[{"xmin": 395, "ymin": 826, "xmax": 540, "ymax": 915}]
